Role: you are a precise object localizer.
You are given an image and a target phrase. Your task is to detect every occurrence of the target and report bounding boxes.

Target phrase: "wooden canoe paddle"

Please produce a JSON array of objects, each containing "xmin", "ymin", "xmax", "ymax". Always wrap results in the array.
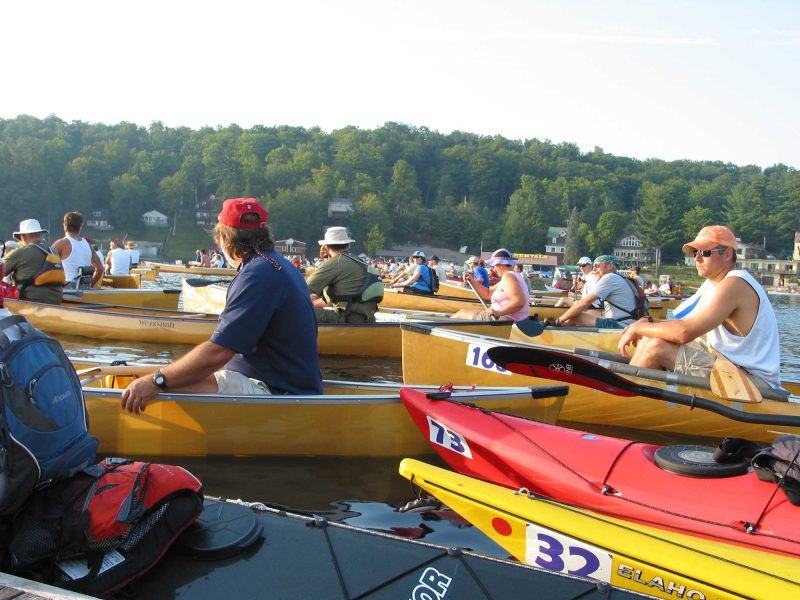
[
  {"xmin": 466, "ymin": 278, "xmax": 498, "ymax": 321},
  {"xmin": 708, "ymin": 350, "xmax": 763, "ymax": 403}
]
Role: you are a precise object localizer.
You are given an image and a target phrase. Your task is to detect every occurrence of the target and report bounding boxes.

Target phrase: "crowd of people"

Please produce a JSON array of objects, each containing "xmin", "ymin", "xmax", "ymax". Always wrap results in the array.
[{"xmin": 1, "ymin": 202, "xmax": 783, "ymax": 404}]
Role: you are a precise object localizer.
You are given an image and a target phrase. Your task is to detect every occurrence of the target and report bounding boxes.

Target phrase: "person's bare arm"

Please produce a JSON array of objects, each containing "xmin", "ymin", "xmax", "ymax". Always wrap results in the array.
[
  {"xmin": 559, "ymin": 293, "xmax": 599, "ymax": 324},
  {"xmin": 51, "ymin": 238, "xmax": 71, "ymax": 260},
  {"xmin": 620, "ymin": 277, "xmax": 755, "ymax": 349},
  {"xmin": 90, "ymin": 248, "xmax": 105, "ymax": 286},
  {"xmin": 120, "ymin": 341, "xmax": 235, "ymax": 414}
]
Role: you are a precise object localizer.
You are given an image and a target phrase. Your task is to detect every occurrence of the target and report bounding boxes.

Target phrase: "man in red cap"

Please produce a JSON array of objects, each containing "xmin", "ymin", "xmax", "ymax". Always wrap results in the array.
[
  {"xmin": 618, "ymin": 225, "xmax": 780, "ymax": 387},
  {"xmin": 121, "ymin": 198, "xmax": 323, "ymax": 413}
]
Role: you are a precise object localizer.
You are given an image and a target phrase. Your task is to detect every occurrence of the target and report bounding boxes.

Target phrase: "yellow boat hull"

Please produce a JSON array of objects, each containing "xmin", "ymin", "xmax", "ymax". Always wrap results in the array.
[
  {"xmin": 401, "ymin": 323, "xmax": 800, "ymax": 442},
  {"xmin": 399, "ymin": 459, "xmax": 800, "ymax": 600},
  {"xmin": 99, "ymin": 274, "xmax": 141, "ymax": 289},
  {"xmin": 6, "ymin": 298, "xmax": 517, "ymax": 357},
  {"xmin": 382, "ymin": 288, "xmax": 667, "ymax": 319},
  {"xmin": 145, "ymin": 261, "xmax": 238, "ymax": 277},
  {"xmin": 64, "ymin": 288, "xmax": 181, "ymax": 310},
  {"xmin": 508, "ymin": 323, "xmax": 623, "ymax": 353},
  {"xmin": 75, "ymin": 367, "xmax": 564, "ymax": 456}
]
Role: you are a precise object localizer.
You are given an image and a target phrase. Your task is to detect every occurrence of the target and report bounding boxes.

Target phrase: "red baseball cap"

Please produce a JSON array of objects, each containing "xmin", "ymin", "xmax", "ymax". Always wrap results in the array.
[
  {"xmin": 218, "ymin": 198, "xmax": 268, "ymax": 229},
  {"xmin": 682, "ymin": 225, "xmax": 736, "ymax": 254}
]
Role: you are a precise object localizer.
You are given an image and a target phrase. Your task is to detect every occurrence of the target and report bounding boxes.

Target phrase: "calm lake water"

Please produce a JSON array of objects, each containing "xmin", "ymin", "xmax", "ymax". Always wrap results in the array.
[{"xmin": 58, "ymin": 284, "xmax": 800, "ymax": 553}]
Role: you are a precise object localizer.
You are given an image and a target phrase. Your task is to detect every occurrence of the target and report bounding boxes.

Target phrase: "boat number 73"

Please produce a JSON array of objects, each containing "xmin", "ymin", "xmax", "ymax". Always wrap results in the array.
[
  {"xmin": 465, "ymin": 344, "xmax": 511, "ymax": 375},
  {"xmin": 426, "ymin": 416, "xmax": 473, "ymax": 459},
  {"xmin": 526, "ymin": 524, "xmax": 612, "ymax": 582}
]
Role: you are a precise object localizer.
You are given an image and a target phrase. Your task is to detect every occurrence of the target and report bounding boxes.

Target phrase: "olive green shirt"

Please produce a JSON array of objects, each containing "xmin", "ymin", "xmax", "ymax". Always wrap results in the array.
[
  {"xmin": 306, "ymin": 253, "xmax": 377, "ymax": 320},
  {"xmin": 4, "ymin": 242, "xmax": 64, "ymax": 305}
]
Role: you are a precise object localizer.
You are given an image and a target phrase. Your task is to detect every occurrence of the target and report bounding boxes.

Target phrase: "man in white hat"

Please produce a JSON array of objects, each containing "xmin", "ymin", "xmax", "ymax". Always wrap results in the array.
[
  {"xmin": 464, "ymin": 255, "xmax": 490, "ymax": 288},
  {"xmin": 306, "ymin": 227, "xmax": 379, "ymax": 323},
  {"xmin": 554, "ymin": 256, "xmax": 602, "ymax": 310},
  {"xmin": 52, "ymin": 211, "xmax": 104, "ymax": 288},
  {"xmin": 4, "ymin": 219, "xmax": 65, "ymax": 304}
]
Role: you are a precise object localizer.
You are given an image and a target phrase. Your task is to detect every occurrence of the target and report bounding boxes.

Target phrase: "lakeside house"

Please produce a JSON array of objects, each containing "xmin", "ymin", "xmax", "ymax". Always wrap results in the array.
[{"xmin": 142, "ymin": 210, "xmax": 169, "ymax": 228}]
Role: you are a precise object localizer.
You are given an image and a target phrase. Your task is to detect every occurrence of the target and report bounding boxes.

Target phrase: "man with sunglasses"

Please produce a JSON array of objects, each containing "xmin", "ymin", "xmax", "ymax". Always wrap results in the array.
[
  {"xmin": 551, "ymin": 254, "xmax": 640, "ymax": 328},
  {"xmin": 618, "ymin": 225, "xmax": 780, "ymax": 387}
]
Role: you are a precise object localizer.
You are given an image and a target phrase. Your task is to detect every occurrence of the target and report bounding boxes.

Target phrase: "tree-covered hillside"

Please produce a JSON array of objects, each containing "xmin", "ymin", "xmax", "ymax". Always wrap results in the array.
[{"xmin": 1, "ymin": 114, "xmax": 798, "ymax": 261}]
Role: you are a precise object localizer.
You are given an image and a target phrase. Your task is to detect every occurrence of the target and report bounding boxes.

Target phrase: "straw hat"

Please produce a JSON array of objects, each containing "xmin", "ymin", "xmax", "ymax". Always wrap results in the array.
[{"xmin": 125, "ymin": 241, "xmax": 137, "ymax": 249}]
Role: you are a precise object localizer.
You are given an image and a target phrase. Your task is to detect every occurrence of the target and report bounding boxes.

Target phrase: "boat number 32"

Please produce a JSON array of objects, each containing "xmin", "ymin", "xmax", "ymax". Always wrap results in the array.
[
  {"xmin": 465, "ymin": 344, "xmax": 511, "ymax": 375},
  {"xmin": 426, "ymin": 416, "xmax": 473, "ymax": 459},
  {"xmin": 525, "ymin": 524, "xmax": 612, "ymax": 582}
]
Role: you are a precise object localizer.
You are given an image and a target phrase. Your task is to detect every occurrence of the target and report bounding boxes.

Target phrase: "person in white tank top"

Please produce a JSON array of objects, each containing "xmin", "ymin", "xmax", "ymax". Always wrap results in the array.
[
  {"xmin": 618, "ymin": 225, "xmax": 781, "ymax": 387},
  {"xmin": 51, "ymin": 211, "xmax": 104, "ymax": 287}
]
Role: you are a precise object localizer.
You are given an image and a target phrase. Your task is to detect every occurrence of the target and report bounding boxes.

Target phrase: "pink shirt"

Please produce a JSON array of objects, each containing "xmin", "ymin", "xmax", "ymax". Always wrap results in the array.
[{"xmin": 490, "ymin": 271, "xmax": 530, "ymax": 321}]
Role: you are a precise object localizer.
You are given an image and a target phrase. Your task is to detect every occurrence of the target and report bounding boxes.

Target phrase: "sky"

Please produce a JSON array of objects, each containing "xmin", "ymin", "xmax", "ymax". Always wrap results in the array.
[{"xmin": 2, "ymin": 0, "xmax": 798, "ymax": 169}]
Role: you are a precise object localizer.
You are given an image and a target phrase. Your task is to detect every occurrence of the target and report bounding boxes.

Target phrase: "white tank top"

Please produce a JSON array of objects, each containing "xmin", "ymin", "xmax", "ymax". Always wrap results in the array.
[
  {"xmin": 705, "ymin": 270, "xmax": 781, "ymax": 386},
  {"xmin": 62, "ymin": 237, "xmax": 94, "ymax": 281},
  {"xmin": 109, "ymin": 248, "xmax": 133, "ymax": 275}
]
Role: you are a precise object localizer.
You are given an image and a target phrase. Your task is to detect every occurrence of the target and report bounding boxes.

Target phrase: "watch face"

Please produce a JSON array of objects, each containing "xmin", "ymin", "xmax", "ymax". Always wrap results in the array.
[{"xmin": 153, "ymin": 372, "xmax": 167, "ymax": 388}]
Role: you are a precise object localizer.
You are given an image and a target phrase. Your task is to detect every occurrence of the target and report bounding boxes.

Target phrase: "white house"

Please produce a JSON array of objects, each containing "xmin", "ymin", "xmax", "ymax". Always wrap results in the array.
[
  {"xmin": 613, "ymin": 234, "xmax": 654, "ymax": 266},
  {"xmin": 142, "ymin": 210, "xmax": 169, "ymax": 228}
]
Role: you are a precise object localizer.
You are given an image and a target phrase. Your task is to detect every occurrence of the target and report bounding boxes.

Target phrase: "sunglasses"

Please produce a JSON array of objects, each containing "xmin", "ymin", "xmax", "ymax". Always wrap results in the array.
[{"xmin": 693, "ymin": 247, "xmax": 727, "ymax": 258}]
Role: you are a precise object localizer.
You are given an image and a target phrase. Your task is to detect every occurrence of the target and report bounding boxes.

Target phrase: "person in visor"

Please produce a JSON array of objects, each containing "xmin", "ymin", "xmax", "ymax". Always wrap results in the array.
[{"xmin": 121, "ymin": 198, "xmax": 323, "ymax": 413}]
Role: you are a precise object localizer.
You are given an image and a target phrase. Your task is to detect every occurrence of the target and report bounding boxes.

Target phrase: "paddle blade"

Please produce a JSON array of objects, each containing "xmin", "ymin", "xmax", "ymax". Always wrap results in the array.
[
  {"xmin": 487, "ymin": 346, "xmax": 638, "ymax": 397},
  {"xmin": 512, "ymin": 319, "xmax": 546, "ymax": 338},
  {"xmin": 710, "ymin": 355, "xmax": 763, "ymax": 403}
]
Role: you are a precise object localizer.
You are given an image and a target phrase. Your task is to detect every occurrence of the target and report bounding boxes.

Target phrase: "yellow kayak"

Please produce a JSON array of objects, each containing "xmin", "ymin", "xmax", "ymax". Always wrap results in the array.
[{"xmin": 400, "ymin": 459, "xmax": 800, "ymax": 600}]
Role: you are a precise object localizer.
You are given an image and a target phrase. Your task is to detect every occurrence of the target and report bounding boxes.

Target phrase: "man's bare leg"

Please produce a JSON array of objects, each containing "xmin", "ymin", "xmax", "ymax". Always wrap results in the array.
[{"xmin": 629, "ymin": 337, "xmax": 680, "ymax": 371}]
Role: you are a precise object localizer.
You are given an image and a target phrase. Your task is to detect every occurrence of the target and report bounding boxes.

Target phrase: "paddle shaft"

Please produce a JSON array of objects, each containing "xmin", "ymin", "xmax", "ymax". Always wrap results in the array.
[
  {"xmin": 488, "ymin": 346, "xmax": 800, "ymax": 428},
  {"xmin": 466, "ymin": 278, "xmax": 498, "ymax": 321}
]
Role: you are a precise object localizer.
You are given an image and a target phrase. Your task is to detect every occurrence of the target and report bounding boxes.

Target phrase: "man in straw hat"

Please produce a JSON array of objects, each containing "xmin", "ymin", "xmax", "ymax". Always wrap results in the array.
[
  {"xmin": 4, "ymin": 218, "xmax": 65, "ymax": 304},
  {"xmin": 121, "ymin": 198, "xmax": 323, "ymax": 414},
  {"xmin": 306, "ymin": 226, "xmax": 379, "ymax": 323},
  {"xmin": 125, "ymin": 240, "xmax": 140, "ymax": 268},
  {"xmin": 52, "ymin": 211, "xmax": 104, "ymax": 288},
  {"xmin": 619, "ymin": 225, "xmax": 780, "ymax": 387}
]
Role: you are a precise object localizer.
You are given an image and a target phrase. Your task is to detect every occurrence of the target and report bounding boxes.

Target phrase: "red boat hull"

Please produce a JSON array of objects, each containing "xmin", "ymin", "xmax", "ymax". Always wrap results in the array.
[{"xmin": 401, "ymin": 387, "xmax": 800, "ymax": 558}]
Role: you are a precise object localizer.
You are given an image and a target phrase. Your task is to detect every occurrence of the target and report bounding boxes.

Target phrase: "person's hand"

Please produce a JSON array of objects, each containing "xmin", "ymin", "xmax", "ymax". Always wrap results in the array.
[
  {"xmin": 120, "ymin": 375, "xmax": 161, "ymax": 414},
  {"xmin": 543, "ymin": 317, "xmax": 561, "ymax": 327},
  {"xmin": 618, "ymin": 322, "xmax": 644, "ymax": 357},
  {"xmin": 484, "ymin": 307, "xmax": 495, "ymax": 319}
]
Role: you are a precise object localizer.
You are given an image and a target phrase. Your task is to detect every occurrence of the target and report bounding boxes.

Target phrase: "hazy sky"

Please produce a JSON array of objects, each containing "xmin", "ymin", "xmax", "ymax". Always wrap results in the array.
[{"xmin": 3, "ymin": 0, "xmax": 798, "ymax": 168}]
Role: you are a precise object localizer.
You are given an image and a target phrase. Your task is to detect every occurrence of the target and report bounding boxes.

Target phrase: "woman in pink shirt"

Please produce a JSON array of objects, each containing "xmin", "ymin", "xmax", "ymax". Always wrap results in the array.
[{"xmin": 453, "ymin": 248, "xmax": 530, "ymax": 321}]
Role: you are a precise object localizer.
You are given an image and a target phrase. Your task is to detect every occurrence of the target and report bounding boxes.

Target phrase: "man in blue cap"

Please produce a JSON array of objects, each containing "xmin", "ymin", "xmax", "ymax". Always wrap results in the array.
[{"xmin": 552, "ymin": 254, "xmax": 641, "ymax": 328}]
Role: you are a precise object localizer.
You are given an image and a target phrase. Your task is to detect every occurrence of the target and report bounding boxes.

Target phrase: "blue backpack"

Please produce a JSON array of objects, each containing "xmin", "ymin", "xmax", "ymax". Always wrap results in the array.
[{"xmin": 0, "ymin": 316, "xmax": 97, "ymax": 516}]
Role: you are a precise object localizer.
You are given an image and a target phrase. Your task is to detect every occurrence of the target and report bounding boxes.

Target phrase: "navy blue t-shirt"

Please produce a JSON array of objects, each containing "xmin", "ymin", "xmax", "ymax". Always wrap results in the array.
[{"xmin": 210, "ymin": 250, "xmax": 323, "ymax": 394}]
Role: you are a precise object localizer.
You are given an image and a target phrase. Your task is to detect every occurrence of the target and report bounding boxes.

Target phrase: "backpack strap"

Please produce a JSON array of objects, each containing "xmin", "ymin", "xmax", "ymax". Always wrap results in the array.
[
  {"xmin": 603, "ymin": 273, "xmax": 646, "ymax": 322},
  {"xmin": 0, "ymin": 315, "xmax": 33, "ymax": 351}
]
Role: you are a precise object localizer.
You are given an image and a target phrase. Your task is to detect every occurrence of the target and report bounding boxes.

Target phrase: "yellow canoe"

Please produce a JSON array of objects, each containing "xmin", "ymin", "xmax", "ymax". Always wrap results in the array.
[
  {"xmin": 145, "ymin": 260, "xmax": 238, "ymax": 277},
  {"xmin": 508, "ymin": 322, "xmax": 623, "ymax": 353},
  {"xmin": 5, "ymin": 298, "xmax": 518, "ymax": 357},
  {"xmin": 99, "ymin": 273, "xmax": 141, "ymax": 289},
  {"xmin": 437, "ymin": 281, "xmax": 566, "ymax": 300},
  {"xmin": 62, "ymin": 288, "xmax": 181, "ymax": 310},
  {"xmin": 400, "ymin": 459, "xmax": 800, "ymax": 600},
  {"xmin": 400, "ymin": 322, "xmax": 799, "ymax": 442},
  {"xmin": 131, "ymin": 267, "xmax": 158, "ymax": 281},
  {"xmin": 75, "ymin": 365, "xmax": 565, "ymax": 457},
  {"xmin": 382, "ymin": 288, "xmax": 667, "ymax": 319}
]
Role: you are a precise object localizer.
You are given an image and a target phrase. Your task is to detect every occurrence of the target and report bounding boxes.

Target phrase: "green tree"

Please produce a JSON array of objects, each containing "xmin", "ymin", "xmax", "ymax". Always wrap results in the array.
[
  {"xmin": 588, "ymin": 211, "xmax": 626, "ymax": 255},
  {"xmin": 563, "ymin": 207, "xmax": 582, "ymax": 264},
  {"xmin": 681, "ymin": 206, "xmax": 714, "ymax": 239},
  {"xmin": 724, "ymin": 183, "xmax": 765, "ymax": 244},
  {"xmin": 635, "ymin": 183, "xmax": 682, "ymax": 275},
  {"xmin": 366, "ymin": 224, "xmax": 386, "ymax": 256},
  {"xmin": 502, "ymin": 176, "xmax": 546, "ymax": 251}
]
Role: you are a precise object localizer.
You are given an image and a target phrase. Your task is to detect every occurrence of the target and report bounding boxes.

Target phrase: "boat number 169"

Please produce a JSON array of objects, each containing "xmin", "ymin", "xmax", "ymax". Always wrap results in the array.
[{"xmin": 465, "ymin": 344, "xmax": 511, "ymax": 375}]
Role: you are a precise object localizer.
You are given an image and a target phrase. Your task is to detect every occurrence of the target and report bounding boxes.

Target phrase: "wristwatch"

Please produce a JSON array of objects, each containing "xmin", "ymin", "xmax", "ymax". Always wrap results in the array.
[{"xmin": 152, "ymin": 370, "xmax": 168, "ymax": 390}]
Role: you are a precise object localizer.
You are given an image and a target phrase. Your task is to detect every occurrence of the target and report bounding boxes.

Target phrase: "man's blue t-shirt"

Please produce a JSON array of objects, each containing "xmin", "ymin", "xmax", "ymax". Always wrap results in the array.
[
  {"xmin": 473, "ymin": 266, "xmax": 490, "ymax": 288},
  {"xmin": 411, "ymin": 264, "xmax": 433, "ymax": 293},
  {"xmin": 210, "ymin": 250, "xmax": 323, "ymax": 394}
]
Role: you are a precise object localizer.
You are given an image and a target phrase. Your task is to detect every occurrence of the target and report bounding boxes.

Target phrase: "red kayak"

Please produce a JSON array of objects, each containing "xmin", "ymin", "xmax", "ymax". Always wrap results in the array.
[{"xmin": 401, "ymin": 387, "xmax": 800, "ymax": 558}]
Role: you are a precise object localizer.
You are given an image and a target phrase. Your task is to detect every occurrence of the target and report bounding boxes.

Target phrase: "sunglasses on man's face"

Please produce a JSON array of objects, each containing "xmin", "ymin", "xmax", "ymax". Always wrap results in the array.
[{"xmin": 693, "ymin": 247, "xmax": 726, "ymax": 258}]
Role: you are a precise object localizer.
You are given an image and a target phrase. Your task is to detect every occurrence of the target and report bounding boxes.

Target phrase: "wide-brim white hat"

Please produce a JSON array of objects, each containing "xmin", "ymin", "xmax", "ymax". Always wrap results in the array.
[
  {"xmin": 318, "ymin": 227, "xmax": 355, "ymax": 245},
  {"xmin": 13, "ymin": 219, "xmax": 47, "ymax": 240}
]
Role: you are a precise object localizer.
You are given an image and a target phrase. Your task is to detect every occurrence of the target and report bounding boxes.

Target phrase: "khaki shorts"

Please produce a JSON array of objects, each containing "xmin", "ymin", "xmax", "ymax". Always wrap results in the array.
[
  {"xmin": 674, "ymin": 342, "xmax": 716, "ymax": 379},
  {"xmin": 214, "ymin": 370, "xmax": 271, "ymax": 395}
]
